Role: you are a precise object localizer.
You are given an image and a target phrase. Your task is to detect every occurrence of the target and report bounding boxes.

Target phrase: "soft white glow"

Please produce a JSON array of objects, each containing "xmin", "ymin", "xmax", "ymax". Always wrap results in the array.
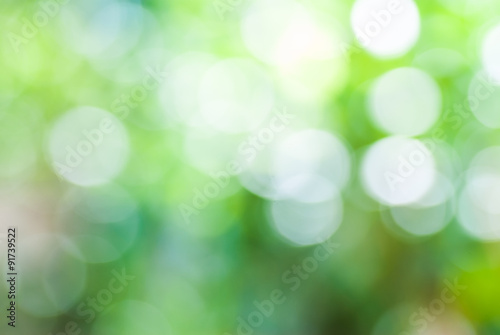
[
  {"xmin": 237, "ymin": 129, "xmax": 350, "ymax": 201},
  {"xmin": 414, "ymin": 173, "xmax": 454, "ymax": 208},
  {"xmin": 468, "ymin": 146, "xmax": 500, "ymax": 177},
  {"xmin": 269, "ymin": 188, "xmax": 343, "ymax": 246},
  {"xmin": 350, "ymin": 0, "xmax": 420, "ymax": 58},
  {"xmin": 241, "ymin": 0, "xmax": 346, "ymax": 66},
  {"xmin": 368, "ymin": 67, "xmax": 441, "ymax": 136},
  {"xmin": 482, "ymin": 23, "xmax": 500, "ymax": 83},
  {"xmin": 264, "ymin": 130, "xmax": 349, "ymax": 245},
  {"xmin": 458, "ymin": 185, "xmax": 500, "ymax": 241},
  {"xmin": 361, "ymin": 136, "xmax": 437, "ymax": 205},
  {"xmin": 48, "ymin": 106, "xmax": 130, "ymax": 186},
  {"xmin": 390, "ymin": 202, "xmax": 450, "ymax": 236},
  {"xmin": 274, "ymin": 129, "xmax": 351, "ymax": 192},
  {"xmin": 276, "ymin": 174, "xmax": 338, "ymax": 203},
  {"xmin": 458, "ymin": 146, "xmax": 500, "ymax": 241},
  {"xmin": 389, "ymin": 174, "xmax": 453, "ymax": 236},
  {"xmin": 481, "ymin": 24, "xmax": 500, "ymax": 83},
  {"xmin": 467, "ymin": 173, "xmax": 500, "ymax": 215},
  {"xmin": 199, "ymin": 58, "xmax": 274, "ymax": 134},
  {"xmin": 468, "ymin": 71, "xmax": 500, "ymax": 129},
  {"xmin": 241, "ymin": 0, "xmax": 349, "ymax": 100}
]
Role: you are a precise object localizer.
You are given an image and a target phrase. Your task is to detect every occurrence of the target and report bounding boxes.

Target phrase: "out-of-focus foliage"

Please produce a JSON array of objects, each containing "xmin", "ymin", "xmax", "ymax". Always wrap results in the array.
[{"xmin": 1, "ymin": 0, "xmax": 500, "ymax": 334}]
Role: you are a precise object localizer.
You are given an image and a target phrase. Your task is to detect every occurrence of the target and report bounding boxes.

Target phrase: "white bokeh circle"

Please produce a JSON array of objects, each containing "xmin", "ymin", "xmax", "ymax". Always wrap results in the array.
[
  {"xmin": 481, "ymin": 22, "xmax": 500, "ymax": 83},
  {"xmin": 368, "ymin": 67, "xmax": 441, "ymax": 136},
  {"xmin": 351, "ymin": 0, "xmax": 420, "ymax": 58},
  {"xmin": 48, "ymin": 106, "xmax": 130, "ymax": 186},
  {"xmin": 468, "ymin": 71, "xmax": 500, "ymax": 129},
  {"xmin": 361, "ymin": 136, "xmax": 437, "ymax": 206}
]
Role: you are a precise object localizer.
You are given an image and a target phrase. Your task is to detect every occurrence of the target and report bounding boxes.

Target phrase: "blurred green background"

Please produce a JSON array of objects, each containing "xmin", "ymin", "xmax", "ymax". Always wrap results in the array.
[{"xmin": 1, "ymin": 0, "xmax": 500, "ymax": 334}]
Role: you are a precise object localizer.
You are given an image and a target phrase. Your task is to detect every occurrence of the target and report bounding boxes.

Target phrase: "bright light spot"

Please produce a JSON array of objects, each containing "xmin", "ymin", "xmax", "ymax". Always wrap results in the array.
[
  {"xmin": 238, "ymin": 129, "xmax": 351, "ymax": 202},
  {"xmin": 242, "ymin": 0, "xmax": 349, "ymax": 100},
  {"xmin": 368, "ymin": 67, "xmax": 441, "ymax": 136},
  {"xmin": 239, "ymin": 129, "xmax": 351, "ymax": 201},
  {"xmin": 458, "ymin": 184, "xmax": 500, "ymax": 241},
  {"xmin": 241, "ymin": 0, "xmax": 347, "ymax": 66},
  {"xmin": 361, "ymin": 136, "xmax": 437, "ymax": 205},
  {"xmin": 414, "ymin": 173, "xmax": 454, "ymax": 208},
  {"xmin": 237, "ymin": 129, "xmax": 349, "ymax": 245},
  {"xmin": 269, "ymin": 187, "xmax": 343, "ymax": 246},
  {"xmin": 48, "ymin": 106, "xmax": 130, "ymax": 186},
  {"xmin": 468, "ymin": 71, "xmax": 500, "ymax": 129},
  {"xmin": 276, "ymin": 55, "xmax": 348, "ymax": 102},
  {"xmin": 276, "ymin": 174, "xmax": 338, "ymax": 203},
  {"xmin": 260, "ymin": 130, "xmax": 349, "ymax": 245},
  {"xmin": 458, "ymin": 146, "xmax": 500, "ymax": 241},
  {"xmin": 199, "ymin": 58, "xmax": 274, "ymax": 134},
  {"xmin": 274, "ymin": 129, "xmax": 351, "ymax": 192},
  {"xmin": 482, "ymin": 23, "xmax": 500, "ymax": 83},
  {"xmin": 467, "ymin": 173, "xmax": 500, "ymax": 214},
  {"xmin": 351, "ymin": 0, "xmax": 420, "ymax": 58}
]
